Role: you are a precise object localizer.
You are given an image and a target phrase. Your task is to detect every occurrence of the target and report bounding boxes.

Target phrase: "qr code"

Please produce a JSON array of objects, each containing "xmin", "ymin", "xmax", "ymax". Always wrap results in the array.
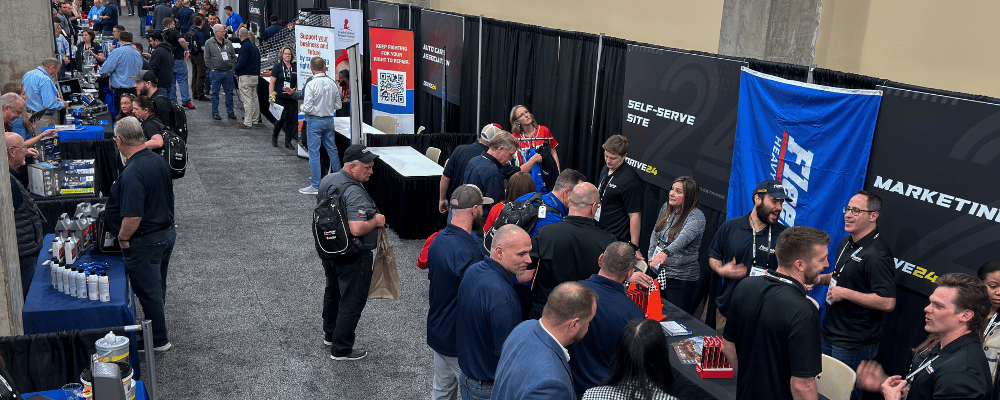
[{"xmin": 378, "ymin": 70, "xmax": 406, "ymax": 107}]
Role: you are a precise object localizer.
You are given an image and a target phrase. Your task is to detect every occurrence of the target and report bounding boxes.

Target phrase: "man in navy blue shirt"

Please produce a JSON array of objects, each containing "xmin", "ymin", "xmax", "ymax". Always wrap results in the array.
[
  {"xmin": 439, "ymin": 124, "xmax": 538, "ymax": 214},
  {"xmin": 234, "ymin": 27, "xmax": 261, "ymax": 129},
  {"xmin": 98, "ymin": 0, "xmax": 118, "ymax": 34},
  {"xmin": 427, "ymin": 185, "xmax": 493, "ymax": 400},
  {"xmin": 105, "ymin": 117, "xmax": 176, "ymax": 352},
  {"xmin": 568, "ymin": 241, "xmax": 646, "ymax": 398},
  {"xmin": 261, "ymin": 15, "xmax": 283, "ymax": 46},
  {"xmin": 461, "ymin": 130, "xmax": 521, "ymax": 202},
  {"xmin": 457, "ymin": 224, "xmax": 533, "ymax": 400}
]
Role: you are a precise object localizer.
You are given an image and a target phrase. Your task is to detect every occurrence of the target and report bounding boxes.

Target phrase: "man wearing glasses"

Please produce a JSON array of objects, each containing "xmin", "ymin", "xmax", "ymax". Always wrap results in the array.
[
  {"xmin": 461, "ymin": 130, "xmax": 520, "ymax": 201},
  {"xmin": 817, "ymin": 190, "xmax": 895, "ymax": 393},
  {"xmin": 7, "ymin": 132, "xmax": 44, "ymax": 299}
]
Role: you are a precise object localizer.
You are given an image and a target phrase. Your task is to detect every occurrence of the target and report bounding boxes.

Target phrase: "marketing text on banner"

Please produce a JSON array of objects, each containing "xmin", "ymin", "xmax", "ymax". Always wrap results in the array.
[
  {"xmin": 418, "ymin": 10, "xmax": 463, "ymax": 105},
  {"xmin": 370, "ymin": 27, "xmax": 415, "ymax": 134},
  {"xmin": 330, "ymin": 7, "xmax": 363, "ymax": 54},
  {"xmin": 865, "ymin": 87, "xmax": 1000, "ymax": 295},
  {"xmin": 620, "ymin": 46, "xmax": 745, "ymax": 212},
  {"xmin": 729, "ymin": 67, "xmax": 882, "ymax": 309},
  {"xmin": 295, "ymin": 25, "xmax": 337, "ymax": 89}
]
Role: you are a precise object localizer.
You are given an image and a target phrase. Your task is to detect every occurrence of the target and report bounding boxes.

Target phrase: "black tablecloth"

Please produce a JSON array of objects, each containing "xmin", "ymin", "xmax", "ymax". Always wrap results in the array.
[
  {"xmin": 59, "ymin": 137, "xmax": 121, "ymax": 195},
  {"xmin": 661, "ymin": 300, "xmax": 737, "ymax": 400},
  {"xmin": 363, "ymin": 157, "xmax": 444, "ymax": 240},
  {"xmin": 34, "ymin": 195, "xmax": 107, "ymax": 234},
  {"xmin": 366, "ymin": 133, "xmax": 477, "ymax": 166}
]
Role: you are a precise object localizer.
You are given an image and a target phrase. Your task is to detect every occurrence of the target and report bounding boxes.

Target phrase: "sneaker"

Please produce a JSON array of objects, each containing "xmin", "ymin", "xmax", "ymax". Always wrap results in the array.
[
  {"xmin": 235, "ymin": 123, "xmax": 251, "ymax": 129},
  {"xmin": 212, "ymin": 114, "xmax": 222, "ymax": 120},
  {"xmin": 323, "ymin": 339, "xmax": 333, "ymax": 346},
  {"xmin": 227, "ymin": 114, "xmax": 237, "ymax": 120},
  {"xmin": 299, "ymin": 186, "xmax": 319, "ymax": 195},
  {"xmin": 330, "ymin": 349, "xmax": 367, "ymax": 361},
  {"xmin": 183, "ymin": 101, "xmax": 196, "ymax": 109},
  {"xmin": 153, "ymin": 342, "xmax": 172, "ymax": 352}
]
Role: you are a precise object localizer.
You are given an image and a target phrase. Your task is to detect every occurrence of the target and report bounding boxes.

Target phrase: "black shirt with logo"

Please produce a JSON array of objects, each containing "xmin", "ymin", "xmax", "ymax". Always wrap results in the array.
[
  {"xmin": 708, "ymin": 213, "xmax": 787, "ymax": 317},
  {"xmin": 821, "ymin": 229, "xmax": 896, "ymax": 348},
  {"xmin": 723, "ymin": 270, "xmax": 821, "ymax": 400},
  {"xmin": 596, "ymin": 164, "xmax": 643, "ymax": 243},
  {"xmin": 905, "ymin": 333, "xmax": 990, "ymax": 400}
]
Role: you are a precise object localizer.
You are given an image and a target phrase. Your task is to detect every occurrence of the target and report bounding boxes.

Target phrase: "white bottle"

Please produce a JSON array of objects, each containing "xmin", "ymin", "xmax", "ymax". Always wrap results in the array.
[
  {"xmin": 88, "ymin": 273, "xmax": 99, "ymax": 301},
  {"xmin": 65, "ymin": 238, "xmax": 77, "ymax": 265},
  {"xmin": 98, "ymin": 272, "xmax": 110, "ymax": 302},
  {"xmin": 58, "ymin": 265, "xmax": 69, "ymax": 293},
  {"xmin": 53, "ymin": 237, "xmax": 65, "ymax": 264},
  {"xmin": 68, "ymin": 268, "xmax": 78, "ymax": 297},
  {"xmin": 77, "ymin": 270, "xmax": 88, "ymax": 299},
  {"xmin": 49, "ymin": 260, "xmax": 59, "ymax": 289}
]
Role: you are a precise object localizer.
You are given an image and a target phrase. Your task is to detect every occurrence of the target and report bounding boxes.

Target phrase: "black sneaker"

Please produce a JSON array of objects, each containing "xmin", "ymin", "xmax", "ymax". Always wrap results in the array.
[
  {"xmin": 330, "ymin": 349, "xmax": 367, "ymax": 361},
  {"xmin": 227, "ymin": 114, "xmax": 237, "ymax": 120},
  {"xmin": 212, "ymin": 114, "xmax": 222, "ymax": 120}
]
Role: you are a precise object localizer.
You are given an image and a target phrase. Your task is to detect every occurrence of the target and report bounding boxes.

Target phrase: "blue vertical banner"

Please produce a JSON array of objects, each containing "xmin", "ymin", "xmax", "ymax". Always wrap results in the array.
[{"xmin": 728, "ymin": 67, "xmax": 882, "ymax": 308}]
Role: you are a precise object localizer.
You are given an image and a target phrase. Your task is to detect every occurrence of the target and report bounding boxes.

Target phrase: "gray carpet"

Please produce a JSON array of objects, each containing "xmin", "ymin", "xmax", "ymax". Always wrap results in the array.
[{"xmin": 119, "ymin": 14, "xmax": 434, "ymax": 400}]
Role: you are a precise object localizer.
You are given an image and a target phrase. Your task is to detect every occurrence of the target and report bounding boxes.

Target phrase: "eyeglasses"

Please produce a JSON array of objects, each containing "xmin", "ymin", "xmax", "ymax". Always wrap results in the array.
[{"xmin": 842, "ymin": 206, "xmax": 876, "ymax": 216}]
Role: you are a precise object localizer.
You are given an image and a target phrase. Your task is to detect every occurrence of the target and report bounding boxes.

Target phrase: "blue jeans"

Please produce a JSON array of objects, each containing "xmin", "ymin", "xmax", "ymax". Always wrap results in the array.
[
  {"xmin": 306, "ymin": 115, "xmax": 340, "ymax": 188},
  {"xmin": 822, "ymin": 336, "xmax": 878, "ymax": 400},
  {"xmin": 172, "ymin": 60, "xmax": 190, "ymax": 102},
  {"xmin": 210, "ymin": 70, "xmax": 234, "ymax": 116},
  {"xmin": 459, "ymin": 373, "xmax": 492, "ymax": 400},
  {"xmin": 323, "ymin": 249, "xmax": 374, "ymax": 357},
  {"xmin": 121, "ymin": 226, "xmax": 176, "ymax": 347},
  {"xmin": 125, "ymin": 0, "xmax": 133, "ymax": 13}
]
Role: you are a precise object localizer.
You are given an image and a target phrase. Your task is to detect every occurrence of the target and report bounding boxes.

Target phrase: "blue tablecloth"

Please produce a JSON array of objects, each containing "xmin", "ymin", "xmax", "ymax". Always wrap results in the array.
[
  {"xmin": 24, "ymin": 234, "xmax": 135, "ymax": 335},
  {"xmin": 44, "ymin": 125, "xmax": 108, "ymax": 141},
  {"xmin": 22, "ymin": 380, "xmax": 148, "ymax": 400}
]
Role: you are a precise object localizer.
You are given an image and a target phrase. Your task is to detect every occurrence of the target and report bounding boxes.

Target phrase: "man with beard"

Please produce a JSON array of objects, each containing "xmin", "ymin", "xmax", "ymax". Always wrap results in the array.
[
  {"xmin": 708, "ymin": 179, "xmax": 789, "ymax": 332},
  {"xmin": 493, "ymin": 282, "xmax": 598, "ymax": 400},
  {"xmin": 133, "ymin": 69, "xmax": 172, "ymax": 128},
  {"xmin": 426, "ymin": 184, "xmax": 492, "ymax": 400},
  {"xmin": 722, "ymin": 226, "xmax": 828, "ymax": 400}
]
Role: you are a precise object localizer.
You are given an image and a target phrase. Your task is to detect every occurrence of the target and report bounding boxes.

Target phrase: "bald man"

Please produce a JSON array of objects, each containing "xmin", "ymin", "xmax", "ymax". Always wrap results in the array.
[
  {"xmin": 7, "ymin": 132, "xmax": 44, "ymax": 298},
  {"xmin": 528, "ymin": 182, "xmax": 617, "ymax": 318},
  {"xmin": 457, "ymin": 224, "xmax": 533, "ymax": 400}
]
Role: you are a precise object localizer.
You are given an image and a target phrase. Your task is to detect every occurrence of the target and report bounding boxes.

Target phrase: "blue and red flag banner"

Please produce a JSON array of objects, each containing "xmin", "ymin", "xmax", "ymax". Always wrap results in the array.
[
  {"xmin": 369, "ymin": 27, "xmax": 415, "ymax": 134},
  {"xmin": 729, "ymin": 67, "xmax": 882, "ymax": 308}
]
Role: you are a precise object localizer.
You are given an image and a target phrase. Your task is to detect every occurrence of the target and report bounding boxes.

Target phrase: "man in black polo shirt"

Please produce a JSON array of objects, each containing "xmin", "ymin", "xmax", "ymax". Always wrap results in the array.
[
  {"xmin": 817, "ymin": 190, "xmax": 896, "ymax": 389},
  {"xmin": 595, "ymin": 135, "xmax": 642, "ymax": 246},
  {"xmin": 708, "ymin": 179, "xmax": 789, "ymax": 331},
  {"xmin": 106, "ymin": 117, "xmax": 176, "ymax": 352},
  {"xmin": 722, "ymin": 226, "xmax": 829, "ymax": 400},
  {"xmin": 856, "ymin": 273, "xmax": 991, "ymax": 400}
]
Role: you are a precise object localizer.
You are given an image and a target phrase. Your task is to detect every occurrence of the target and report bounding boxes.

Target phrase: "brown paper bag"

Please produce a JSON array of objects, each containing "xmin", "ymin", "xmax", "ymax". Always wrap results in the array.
[{"xmin": 369, "ymin": 228, "xmax": 400, "ymax": 300}]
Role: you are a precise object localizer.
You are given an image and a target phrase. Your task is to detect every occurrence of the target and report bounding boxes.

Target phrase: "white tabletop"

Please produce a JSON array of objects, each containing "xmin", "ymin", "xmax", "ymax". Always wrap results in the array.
[
  {"xmin": 334, "ymin": 117, "xmax": 386, "ymax": 139},
  {"xmin": 368, "ymin": 146, "xmax": 443, "ymax": 177}
]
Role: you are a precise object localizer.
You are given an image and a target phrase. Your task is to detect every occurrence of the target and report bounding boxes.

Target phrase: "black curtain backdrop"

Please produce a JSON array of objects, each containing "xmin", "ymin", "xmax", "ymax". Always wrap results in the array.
[
  {"xmin": 550, "ymin": 31, "xmax": 598, "ymax": 180},
  {"xmin": 457, "ymin": 16, "xmax": 481, "ymax": 134}
]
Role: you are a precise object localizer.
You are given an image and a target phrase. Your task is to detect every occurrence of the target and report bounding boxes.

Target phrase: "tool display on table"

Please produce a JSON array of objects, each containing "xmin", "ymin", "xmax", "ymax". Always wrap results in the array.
[
  {"xmin": 45, "ymin": 203, "xmax": 112, "ymax": 302},
  {"xmin": 695, "ymin": 336, "xmax": 734, "ymax": 379}
]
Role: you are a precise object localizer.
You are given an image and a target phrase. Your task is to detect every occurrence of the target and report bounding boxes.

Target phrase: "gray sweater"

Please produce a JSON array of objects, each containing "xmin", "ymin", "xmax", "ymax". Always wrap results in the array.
[
  {"xmin": 648, "ymin": 205, "xmax": 705, "ymax": 281},
  {"xmin": 204, "ymin": 38, "xmax": 235, "ymax": 72}
]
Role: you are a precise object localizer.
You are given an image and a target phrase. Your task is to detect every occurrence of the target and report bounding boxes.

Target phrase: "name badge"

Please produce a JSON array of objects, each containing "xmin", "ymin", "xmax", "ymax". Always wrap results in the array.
[
  {"xmin": 537, "ymin": 205, "xmax": 546, "ymax": 220},
  {"xmin": 826, "ymin": 277, "xmax": 838, "ymax": 305},
  {"xmin": 220, "ymin": 52, "xmax": 229, "ymax": 61},
  {"xmin": 594, "ymin": 205, "xmax": 602, "ymax": 221},
  {"xmin": 283, "ymin": 81, "xmax": 291, "ymax": 88},
  {"xmin": 749, "ymin": 266, "xmax": 767, "ymax": 277}
]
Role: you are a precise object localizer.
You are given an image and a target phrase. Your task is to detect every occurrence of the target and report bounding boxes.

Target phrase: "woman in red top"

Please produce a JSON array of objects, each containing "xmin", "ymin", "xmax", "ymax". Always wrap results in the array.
[
  {"xmin": 510, "ymin": 105, "xmax": 560, "ymax": 170},
  {"xmin": 484, "ymin": 172, "xmax": 535, "ymax": 232}
]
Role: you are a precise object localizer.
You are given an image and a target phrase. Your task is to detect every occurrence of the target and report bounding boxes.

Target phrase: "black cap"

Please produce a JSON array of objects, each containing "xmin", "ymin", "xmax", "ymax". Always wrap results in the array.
[
  {"xmin": 343, "ymin": 144, "xmax": 379, "ymax": 164},
  {"xmin": 132, "ymin": 69, "xmax": 158, "ymax": 85},
  {"xmin": 148, "ymin": 31, "xmax": 164, "ymax": 42},
  {"xmin": 753, "ymin": 179, "xmax": 789, "ymax": 200}
]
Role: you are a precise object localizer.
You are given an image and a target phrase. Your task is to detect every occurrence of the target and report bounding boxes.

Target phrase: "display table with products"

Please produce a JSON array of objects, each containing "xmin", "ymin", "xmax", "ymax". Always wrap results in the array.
[
  {"xmin": 364, "ymin": 146, "xmax": 444, "ymax": 240},
  {"xmin": 22, "ymin": 380, "xmax": 148, "ymax": 400},
  {"xmin": 24, "ymin": 235, "xmax": 136, "ymax": 336}
]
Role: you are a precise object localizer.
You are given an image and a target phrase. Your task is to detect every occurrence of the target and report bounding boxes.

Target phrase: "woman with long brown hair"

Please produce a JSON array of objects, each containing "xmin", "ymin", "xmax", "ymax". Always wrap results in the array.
[{"xmin": 647, "ymin": 176, "xmax": 705, "ymax": 314}]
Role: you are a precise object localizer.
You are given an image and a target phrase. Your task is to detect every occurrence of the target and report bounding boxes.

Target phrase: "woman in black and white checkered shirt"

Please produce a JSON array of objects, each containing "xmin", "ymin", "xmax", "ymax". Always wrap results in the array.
[{"xmin": 582, "ymin": 319, "xmax": 679, "ymax": 400}]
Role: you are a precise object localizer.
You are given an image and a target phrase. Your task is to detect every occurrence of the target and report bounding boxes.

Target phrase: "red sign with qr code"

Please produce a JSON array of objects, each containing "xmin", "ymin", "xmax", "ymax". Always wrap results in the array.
[{"xmin": 369, "ymin": 27, "xmax": 415, "ymax": 133}]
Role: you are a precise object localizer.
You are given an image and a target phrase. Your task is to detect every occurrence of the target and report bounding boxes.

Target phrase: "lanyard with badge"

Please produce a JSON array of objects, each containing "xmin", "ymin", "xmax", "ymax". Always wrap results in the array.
[
  {"xmin": 906, "ymin": 348, "xmax": 940, "ymax": 383},
  {"xmin": 282, "ymin": 63, "xmax": 292, "ymax": 89},
  {"xmin": 985, "ymin": 313, "xmax": 1000, "ymax": 338},
  {"xmin": 748, "ymin": 223, "xmax": 772, "ymax": 277},
  {"xmin": 595, "ymin": 171, "xmax": 615, "ymax": 222},
  {"xmin": 826, "ymin": 233, "xmax": 878, "ymax": 304}
]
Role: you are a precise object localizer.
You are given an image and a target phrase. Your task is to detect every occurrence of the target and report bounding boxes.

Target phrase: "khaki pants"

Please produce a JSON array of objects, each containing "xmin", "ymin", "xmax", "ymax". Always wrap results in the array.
[{"xmin": 237, "ymin": 75, "xmax": 259, "ymax": 126}]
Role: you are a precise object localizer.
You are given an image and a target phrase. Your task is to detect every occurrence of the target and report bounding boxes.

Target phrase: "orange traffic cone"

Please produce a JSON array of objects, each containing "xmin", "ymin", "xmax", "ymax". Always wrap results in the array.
[{"xmin": 647, "ymin": 280, "xmax": 664, "ymax": 321}]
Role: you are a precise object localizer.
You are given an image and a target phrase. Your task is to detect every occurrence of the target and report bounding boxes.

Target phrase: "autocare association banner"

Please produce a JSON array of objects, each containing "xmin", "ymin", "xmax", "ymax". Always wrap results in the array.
[
  {"xmin": 729, "ymin": 67, "xmax": 882, "ymax": 306},
  {"xmin": 370, "ymin": 27, "xmax": 415, "ymax": 134},
  {"xmin": 865, "ymin": 87, "xmax": 1000, "ymax": 295}
]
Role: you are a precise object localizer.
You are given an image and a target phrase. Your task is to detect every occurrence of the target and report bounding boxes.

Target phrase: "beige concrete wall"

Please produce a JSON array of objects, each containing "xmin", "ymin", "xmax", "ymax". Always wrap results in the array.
[
  {"xmin": 0, "ymin": 0, "xmax": 56, "ymax": 87},
  {"xmin": 815, "ymin": 0, "xmax": 1000, "ymax": 99},
  {"xmin": 430, "ymin": 0, "xmax": 725, "ymax": 54}
]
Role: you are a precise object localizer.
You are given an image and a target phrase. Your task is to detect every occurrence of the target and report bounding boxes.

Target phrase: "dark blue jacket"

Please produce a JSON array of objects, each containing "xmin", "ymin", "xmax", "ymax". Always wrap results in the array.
[
  {"xmin": 426, "ymin": 224, "xmax": 482, "ymax": 357},
  {"xmin": 176, "ymin": 7, "xmax": 194, "ymax": 33},
  {"xmin": 568, "ymin": 274, "xmax": 645, "ymax": 398},
  {"xmin": 493, "ymin": 319, "xmax": 574, "ymax": 400},
  {"xmin": 234, "ymin": 38, "xmax": 260, "ymax": 76},
  {"xmin": 262, "ymin": 23, "xmax": 283, "ymax": 42},
  {"xmin": 457, "ymin": 257, "xmax": 521, "ymax": 381},
  {"xmin": 461, "ymin": 153, "xmax": 506, "ymax": 203}
]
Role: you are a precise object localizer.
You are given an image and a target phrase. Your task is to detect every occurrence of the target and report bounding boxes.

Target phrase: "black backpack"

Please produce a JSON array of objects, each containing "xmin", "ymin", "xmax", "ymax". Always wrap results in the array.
[
  {"xmin": 170, "ymin": 103, "xmax": 188, "ymax": 141},
  {"xmin": 313, "ymin": 182, "xmax": 362, "ymax": 260},
  {"xmin": 185, "ymin": 26, "xmax": 202, "ymax": 55},
  {"xmin": 160, "ymin": 128, "xmax": 187, "ymax": 179},
  {"xmin": 482, "ymin": 192, "xmax": 545, "ymax": 255}
]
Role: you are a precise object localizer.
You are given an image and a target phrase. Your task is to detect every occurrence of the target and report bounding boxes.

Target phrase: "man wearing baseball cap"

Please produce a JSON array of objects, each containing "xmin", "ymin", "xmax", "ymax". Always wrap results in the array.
[
  {"xmin": 438, "ymin": 124, "xmax": 541, "ymax": 214},
  {"xmin": 707, "ymin": 179, "xmax": 789, "ymax": 332},
  {"xmin": 426, "ymin": 184, "xmax": 493, "ymax": 399},
  {"xmin": 316, "ymin": 144, "xmax": 386, "ymax": 361},
  {"xmin": 133, "ymin": 69, "xmax": 174, "ymax": 128}
]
